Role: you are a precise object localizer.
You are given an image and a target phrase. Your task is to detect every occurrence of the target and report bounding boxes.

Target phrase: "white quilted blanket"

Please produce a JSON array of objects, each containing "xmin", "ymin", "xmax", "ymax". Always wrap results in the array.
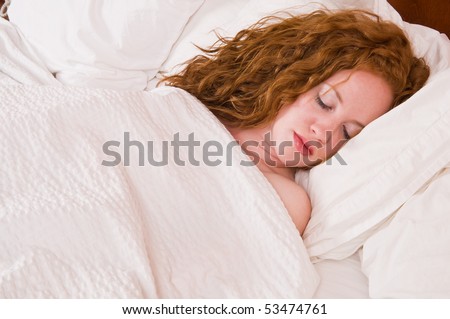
[{"xmin": 0, "ymin": 84, "xmax": 319, "ymax": 298}]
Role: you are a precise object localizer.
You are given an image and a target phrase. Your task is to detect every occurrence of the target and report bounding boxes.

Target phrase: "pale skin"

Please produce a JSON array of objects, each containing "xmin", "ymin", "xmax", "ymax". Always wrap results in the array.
[{"xmin": 227, "ymin": 69, "xmax": 394, "ymax": 235}]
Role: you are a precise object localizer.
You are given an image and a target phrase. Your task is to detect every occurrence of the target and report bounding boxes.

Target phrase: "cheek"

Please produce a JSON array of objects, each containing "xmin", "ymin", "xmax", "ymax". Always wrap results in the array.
[
  {"xmin": 273, "ymin": 102, "xmax": 302, "ymax": 131},
  {"xmin": 314, "ymin": 135, "xmax": 347, "ymax": 162}
]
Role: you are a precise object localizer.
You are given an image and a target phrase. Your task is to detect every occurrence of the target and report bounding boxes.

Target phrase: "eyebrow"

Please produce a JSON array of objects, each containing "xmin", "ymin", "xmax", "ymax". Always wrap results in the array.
[
  {"xmin": 325, "ymin": 83, "xmax": 366, "ymax": 129},
  {"xmin": 324, "ymin": 82, "xmax": 343, "ymax": 103}
]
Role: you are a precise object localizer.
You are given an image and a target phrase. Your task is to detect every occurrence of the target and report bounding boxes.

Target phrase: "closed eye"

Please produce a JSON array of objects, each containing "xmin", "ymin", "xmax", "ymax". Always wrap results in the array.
[
  {"xmin": 343, "ymin": 126, "xmax": 351, "ymax": 140},
  {"xmin": 316, "ymin": 93, "xmax": 351, "ymax": 140},
  {"xmin": 315, "ymin": 95, "xmax": 332, "ymax": 111}
]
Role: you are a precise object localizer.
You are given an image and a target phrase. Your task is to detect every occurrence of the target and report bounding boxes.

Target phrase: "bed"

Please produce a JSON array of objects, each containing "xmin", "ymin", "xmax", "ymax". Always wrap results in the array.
[{"xmin": 0, "ymin": 0, "xmax": 449, "ymax": 298}]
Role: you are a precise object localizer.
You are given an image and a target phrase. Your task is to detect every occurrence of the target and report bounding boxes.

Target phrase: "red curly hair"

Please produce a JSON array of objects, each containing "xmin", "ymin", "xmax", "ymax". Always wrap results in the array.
[{"xmin": 161, "ymin": 9, "xmax": 430, "ymax": 128}]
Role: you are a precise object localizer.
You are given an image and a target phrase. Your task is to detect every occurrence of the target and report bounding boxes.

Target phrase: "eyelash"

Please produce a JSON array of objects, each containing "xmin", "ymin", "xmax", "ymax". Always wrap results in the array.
[
  {"xmin": 315, "ymin": 95, "xmax": 332, "ymax": 111},
  {"xmin": 343, "ymin": 127, "xmax": 351, "ymax": 140},
  {"xmin": 315, "ymin": 95, "xmax": 351, "ymax": 140}
]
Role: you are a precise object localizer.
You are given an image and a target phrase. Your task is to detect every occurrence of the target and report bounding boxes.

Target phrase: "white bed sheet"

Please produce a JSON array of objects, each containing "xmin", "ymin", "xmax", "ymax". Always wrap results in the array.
[
  {"xmin": 0, "ymin": 83, "xmax": 320, "ymax": 298},
  {"xmin": 313, "ymin": 252, "xmax": 369, "ymax": 298}
]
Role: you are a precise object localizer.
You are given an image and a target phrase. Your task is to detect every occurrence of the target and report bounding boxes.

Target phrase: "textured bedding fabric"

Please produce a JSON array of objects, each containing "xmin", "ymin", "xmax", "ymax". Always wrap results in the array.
[{"xmin": 0, "ymin": 84, "xmax": 319, "ymax": 298}]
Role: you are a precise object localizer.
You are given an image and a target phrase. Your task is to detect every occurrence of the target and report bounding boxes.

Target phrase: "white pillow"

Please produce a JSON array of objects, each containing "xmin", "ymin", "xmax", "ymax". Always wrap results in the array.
[
  {"xmin": 301, "ymin": 67, "xmax": 450, "ymax": 261},
  {"xmin": 299, "ymin": 15, "xmax": 450, "ymax": 261},
  {"xmin": 403, "ymin": 22, "xmax": 450, "ymax": 75},
  {"xmin": 0, "ymin": 18, "xmax": 59, "ymax": 86},
  {"xmin": 361, "ymin": 165, "xmax": 450, "ymax": 298},
  {"xmin": 7, "ymin": 0, "xmax": 205, "ymax": 90}
]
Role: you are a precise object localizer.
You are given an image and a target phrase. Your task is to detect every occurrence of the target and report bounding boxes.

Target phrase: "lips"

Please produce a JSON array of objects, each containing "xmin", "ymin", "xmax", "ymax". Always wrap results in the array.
[{"xmin": 293, "ymin": 132, "xmax": 310, "ymax": 156}]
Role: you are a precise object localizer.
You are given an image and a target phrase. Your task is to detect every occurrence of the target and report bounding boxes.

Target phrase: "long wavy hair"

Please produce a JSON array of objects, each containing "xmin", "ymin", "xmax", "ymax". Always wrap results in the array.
[{"xmin": 161, "ymin": 9, "xmax": 430, "ymax": 128}]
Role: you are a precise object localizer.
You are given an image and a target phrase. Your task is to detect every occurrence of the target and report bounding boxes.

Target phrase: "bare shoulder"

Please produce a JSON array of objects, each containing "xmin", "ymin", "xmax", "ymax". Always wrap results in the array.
[{"xmin": 263, "ymin": 172, "xmax": 311, "ymax": 235}]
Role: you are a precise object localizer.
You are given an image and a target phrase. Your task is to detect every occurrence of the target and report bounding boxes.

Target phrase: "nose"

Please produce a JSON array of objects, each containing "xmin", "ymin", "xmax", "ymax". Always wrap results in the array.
[
  {"xmin": 310, "ymin": 120, "xmax": 339, "ymax": 145},
  {"xmin": 310, "ymin": 123, "xmax": 326, "ymax": 145}
]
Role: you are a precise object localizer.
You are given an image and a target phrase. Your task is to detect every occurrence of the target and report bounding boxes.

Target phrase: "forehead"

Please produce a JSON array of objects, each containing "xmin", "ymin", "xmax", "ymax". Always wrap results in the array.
[{"xmin": 326, "ymin": 69, "xmax": 386, "ymax": 89}]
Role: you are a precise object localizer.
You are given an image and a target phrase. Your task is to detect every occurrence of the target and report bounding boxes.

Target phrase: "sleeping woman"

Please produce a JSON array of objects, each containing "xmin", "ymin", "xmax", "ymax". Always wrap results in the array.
[{"xmin": 161, "ymin": 9, "xmax": 430, "ymax": 235}]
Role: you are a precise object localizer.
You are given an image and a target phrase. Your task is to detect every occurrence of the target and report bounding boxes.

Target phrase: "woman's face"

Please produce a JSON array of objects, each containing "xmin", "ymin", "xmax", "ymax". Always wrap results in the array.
[{"xmin": 268, "ymin": 69, "xmax": 393, "ymax": 168}]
